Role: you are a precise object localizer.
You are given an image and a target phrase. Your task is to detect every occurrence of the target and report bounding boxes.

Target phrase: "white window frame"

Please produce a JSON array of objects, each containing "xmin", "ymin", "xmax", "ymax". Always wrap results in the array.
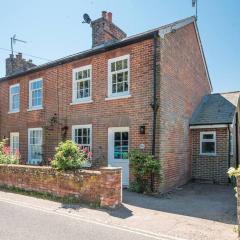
[
  {"xmin": 28, "ymin": 78, "xmax": 43, "ymax": 111},
  {"xmin": 107, "ymin": 54, "xmax": 130, "ymax": 99},
  {"xmin": 72, "ymin": 65, "xmax": 92, "ymax": 104},
  {"xmin": 9, "ymin": 83, "xmax": 20, "ymax": 113},
  {"xmin": 72, "ymin": 124, "xmax": 92, "ymax": 167},
  {"xmin": 200, "ymin": 131, "xmax": 216, "ymax": 156},
  {"xmin": 10, "ymin": 132, "xmax": 19, "ymax": 155},
  {"xmin": 28, "ymin": 128, "xmax": 43, "ymax": 164},
  {"xmin": 72, "ymin": 124, "xmax": 92, "ymax": 150}
]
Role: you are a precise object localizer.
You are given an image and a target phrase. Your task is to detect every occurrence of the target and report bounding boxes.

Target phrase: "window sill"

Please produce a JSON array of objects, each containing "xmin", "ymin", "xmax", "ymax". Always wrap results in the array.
[
  {"xmin": 70, "ymin": 100, "xmax": 93, "ymax": 105},
  {"xmin": 27, "ymin": 107, "xmax": 44, "ymax": 112},
  {"xmin": 105, "ymin": 94, "xmax": 131, "ymax": 101},
  {"xmin": 8, "ymin": 110, "xmax": 20, "ymax": 114},
  {"xmin": 200, "ymin": 153, "xmax": 217, "ymax": 157}
]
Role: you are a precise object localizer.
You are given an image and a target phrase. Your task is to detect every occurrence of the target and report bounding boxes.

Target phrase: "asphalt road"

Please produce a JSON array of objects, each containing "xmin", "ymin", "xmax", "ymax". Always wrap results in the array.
[{"xmin": 0, "ymin": 201, "xmax": 165, "ymax": 240}]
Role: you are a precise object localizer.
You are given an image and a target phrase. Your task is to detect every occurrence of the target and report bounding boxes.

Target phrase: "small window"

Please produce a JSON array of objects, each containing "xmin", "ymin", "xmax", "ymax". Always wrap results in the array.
[
  {"xmin": 29, "ymin": 79, "xmax": 43, "ymax": 110},
  {"xmin": 200, "ymin": 131, "xmax": 216, "ymax": 155},
  {"xmin": 72, "ymin": 125, "xmax": 92, "ymax": 152},
  {"xmin": 10, "ymin": 132, "xmax": 19, "ymax": 155},
  {"xmin": 9, "ymin": 84, "xmax": 20, "ymax": 112},
  {"xmin": 72, "ymin": 66, "xmax": 92, "ymax": 103},
  {"xmin": 108, "ymin": 55, "xmax": 130, "ymax": 98}
]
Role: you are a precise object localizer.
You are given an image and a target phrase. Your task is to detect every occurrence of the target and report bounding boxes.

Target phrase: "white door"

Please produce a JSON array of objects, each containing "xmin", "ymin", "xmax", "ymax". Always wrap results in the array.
[
  {"xmin": 28, "ymin": 128, "xmax": 43, "ymax": 164},
  {"xmin": 108, "ymin": 127, "xmax": 129, "ymax": 186}
]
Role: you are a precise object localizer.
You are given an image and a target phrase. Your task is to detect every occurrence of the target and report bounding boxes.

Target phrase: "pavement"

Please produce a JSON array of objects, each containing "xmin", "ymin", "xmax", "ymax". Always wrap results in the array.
[{"xmin": 0, "ymin": 182, "xmax": 237, "ymax": 240}]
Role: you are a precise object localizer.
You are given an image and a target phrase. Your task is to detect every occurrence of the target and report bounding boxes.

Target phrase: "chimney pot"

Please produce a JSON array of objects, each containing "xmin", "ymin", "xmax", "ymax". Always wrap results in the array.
[
  {"xmin": 102, "ymin": 11, "xmax": 107, "ymax": 19},
  {"xmin": 107, "ymin": 12, "xmax": 112, "ymax": 22},
  {"xmin": 91, "ymin": 11, "xmax": 127, "ymax": 48},
  {"xmin": 5, "ymin": 53, "xmax": 36, "ymax": 76},
  {"xmin": 16, "ymin": 53, "xmax": 22, "ymax": 59}
]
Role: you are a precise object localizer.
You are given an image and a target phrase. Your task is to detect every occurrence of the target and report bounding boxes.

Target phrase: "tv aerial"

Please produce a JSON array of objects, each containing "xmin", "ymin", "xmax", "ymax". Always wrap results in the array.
[
  {"xmin": 10, "ymin": 34, "xmax": 27, "ymax": 56},
  {"xmin": 82, "ymin": 13, "xmax": 91, "ymax": 24},
  {"xmin": 192, "ymin": 0, "xmax": 198, "ymax": 20}
]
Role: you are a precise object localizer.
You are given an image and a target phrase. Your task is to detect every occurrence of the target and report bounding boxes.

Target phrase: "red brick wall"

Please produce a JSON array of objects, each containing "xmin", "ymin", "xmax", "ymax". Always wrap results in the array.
[
  {"xmin": 191, "ymin": 128, "xmax": 230, "ymax": 184},
  {"xmin": 158, "ymin": 23, "xmax": 211, "ymax": 192},
  {"xmin": 0, "ymin": 165, "xmax": 122, "ymax": 208},
  {"xmin": 0, "ymin": 39, "xmax": 154, "ymax": 168},
  {"xmin": 0, "ymin": 23, "xmax": 211, "ymax": 192}
]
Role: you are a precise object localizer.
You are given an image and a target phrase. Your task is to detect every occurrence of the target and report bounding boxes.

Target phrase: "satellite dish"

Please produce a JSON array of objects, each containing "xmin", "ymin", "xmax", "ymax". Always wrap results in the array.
[{"xmin": 82, "ymin": 13, "xmax": 91, "ymax": 24}]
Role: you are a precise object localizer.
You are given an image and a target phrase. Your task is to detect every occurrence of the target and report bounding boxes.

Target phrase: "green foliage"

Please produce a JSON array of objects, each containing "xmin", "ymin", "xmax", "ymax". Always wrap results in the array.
[
  {"xmin": 129, "ymin": 150, "xmax": 160, "ymax": 193},
  {"xmin": 51, "ymin": 140, "xmax": 89, "ymax": 170},
  {"xmin": 228, "ymin": 167, "xmax": 240, "ymax": 178},
  {"xmin": 0, "ymin": 139, "xmax": 20, "ymax": 164}
]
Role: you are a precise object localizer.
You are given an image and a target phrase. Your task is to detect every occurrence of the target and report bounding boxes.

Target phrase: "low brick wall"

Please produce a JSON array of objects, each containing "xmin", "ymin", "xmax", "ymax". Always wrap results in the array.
[{"xmin": 0, "ymin": 165, "xmax": 122, "ymax": 208}]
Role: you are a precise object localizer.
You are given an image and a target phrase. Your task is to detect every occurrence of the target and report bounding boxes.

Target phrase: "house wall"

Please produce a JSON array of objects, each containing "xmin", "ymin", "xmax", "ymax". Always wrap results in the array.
[
  {"xmin": 191, "ymin": 128, "xmax": 230, "ymax": 184},
  {"xmin": 158, "ymin": 23, "xmax": 211, "ymax": 192},
  {"xmin": 0, "ymin": 39, "xmax": 154, "ymax": 169},
  {"xmin": 0, "ymin": 22, "xmax": 212, "ymax": 191}
]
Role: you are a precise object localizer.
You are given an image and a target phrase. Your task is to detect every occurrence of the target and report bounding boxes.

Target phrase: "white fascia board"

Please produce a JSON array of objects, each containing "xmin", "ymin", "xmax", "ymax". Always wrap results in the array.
[{"xmin": 190, "ymin": 124, "xmax": 228, "ymax": 129}]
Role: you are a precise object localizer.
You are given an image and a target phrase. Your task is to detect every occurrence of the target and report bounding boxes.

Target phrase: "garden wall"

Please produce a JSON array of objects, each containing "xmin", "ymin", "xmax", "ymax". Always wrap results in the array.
[{"xmin": 0, "ymin": 165, "xmax": 122, "ymax": 208}]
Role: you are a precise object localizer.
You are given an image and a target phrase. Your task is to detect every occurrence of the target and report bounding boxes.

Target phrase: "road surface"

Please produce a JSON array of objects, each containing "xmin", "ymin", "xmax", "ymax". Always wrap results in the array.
[{"xmin": 0, "ymin": 200, "xmax": 168, "ymax": 240}]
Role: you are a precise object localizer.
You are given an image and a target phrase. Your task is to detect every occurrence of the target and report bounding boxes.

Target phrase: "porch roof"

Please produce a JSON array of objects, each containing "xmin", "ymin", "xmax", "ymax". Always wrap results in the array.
[{"xmin": 190, "ymin": 91, "xmax": 240, "ymax": 126}]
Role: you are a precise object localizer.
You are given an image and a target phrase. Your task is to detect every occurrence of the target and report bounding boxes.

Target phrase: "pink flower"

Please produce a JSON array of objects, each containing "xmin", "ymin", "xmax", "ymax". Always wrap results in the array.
[
  {"xmin": 83, "ymin": 147, "xmax": 88, "ymax": 153},
  {"xmin": 3, "ymin": 146, "xmax": 11, "ymax": 155},
  {"xmin": 87, "ymin": 152, "xmax": 93, "ymax": 158},
  {"xmin": 15, "ymin": 149, "xmax": 20, "ymax": 157}
]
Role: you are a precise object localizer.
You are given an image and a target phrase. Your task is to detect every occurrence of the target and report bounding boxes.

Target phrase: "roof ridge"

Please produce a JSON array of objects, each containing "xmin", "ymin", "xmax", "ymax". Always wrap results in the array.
[{"xmin": 211, "ymin": 91, "xmax": 240, "ymax": 95}]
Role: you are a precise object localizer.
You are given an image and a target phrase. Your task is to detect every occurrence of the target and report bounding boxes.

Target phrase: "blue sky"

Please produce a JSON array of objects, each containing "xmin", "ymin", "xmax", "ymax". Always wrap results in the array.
[{"xmin": 0, "ymin": 0, "xmax": 239, "ymax": 93}]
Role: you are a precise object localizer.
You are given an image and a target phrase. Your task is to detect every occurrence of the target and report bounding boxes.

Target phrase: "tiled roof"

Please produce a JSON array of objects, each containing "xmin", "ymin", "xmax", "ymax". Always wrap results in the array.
[{"xmin": 190, "ymin": 91, "xmax": 240, "ymax": 125}]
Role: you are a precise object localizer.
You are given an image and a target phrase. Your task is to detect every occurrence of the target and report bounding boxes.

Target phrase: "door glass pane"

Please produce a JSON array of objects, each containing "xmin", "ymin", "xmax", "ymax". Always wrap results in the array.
[{"xmin": 114, "ymin": 131, "xmax": 129, "ymax": 160}]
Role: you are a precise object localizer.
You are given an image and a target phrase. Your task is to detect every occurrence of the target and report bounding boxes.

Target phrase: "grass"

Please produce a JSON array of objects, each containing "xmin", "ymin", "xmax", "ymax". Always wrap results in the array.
[{"xmin": 0, "ymin": 184, "xmax": 101, "ymax": 208}]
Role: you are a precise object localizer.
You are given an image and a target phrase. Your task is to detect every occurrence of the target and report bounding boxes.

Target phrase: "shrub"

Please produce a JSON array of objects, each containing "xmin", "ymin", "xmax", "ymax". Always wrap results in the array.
[
  {"xmin": 129, "ymin": 150, "xmax": 160, "ymax": 193},
  {"xmin": 0, "ymin": 139, "xmax": 20, "ymax": 164},
  {"xmin": 51, "ymin": 140, "xmax": 91, "ymax": 170},
  {"xmin": 228, "ymin": 167, "xmax": 240, "ymax": 178}
]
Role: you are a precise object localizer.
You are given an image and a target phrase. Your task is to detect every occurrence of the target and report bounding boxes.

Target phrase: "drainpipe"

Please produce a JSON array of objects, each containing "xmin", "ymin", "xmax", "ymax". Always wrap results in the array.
[
  {"xmin": 151, "ymin": 32, "xmax": 159, "ymax": 156},
  {"xmin": 236, "ymin": 112, "xmax": 239, "ymax": 168},
  {"xmin": 228, "ymin": 124, "xmax": 231, "ymax": 183},
  {"xmin": 150, "ymin": 32, "xmax": 159, "ymax": 191}
]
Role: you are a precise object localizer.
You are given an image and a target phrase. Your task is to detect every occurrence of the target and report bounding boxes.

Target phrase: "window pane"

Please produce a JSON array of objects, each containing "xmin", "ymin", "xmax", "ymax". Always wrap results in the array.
[
  {"xmin": 115, "ymin": 132, "xmax": 121, "ymax": 140},
  {"xmin": 202, "ymin": 142, "xmax": 215, "ymax": 153},
  {"xmin": 117, "ymin": 73, "xmax": 123, "ymax": 82},
  {"xmin": 112, "ymin": 84, "xmax": 116, "ymax": 93},
  {"xmin": 203, "ymin": 134, "xmax": 214, "ymax": 140},
  {"xmin": 112, "ymin": 74, "xmax": 116, "ymax": 84},
  {"xmin": 12, "ymin": 94, "xmax": 19, "ymax": 110},
  {"xmin": 83, "ymin": 70, "xmax": 88, "ymax": 78},
  {"xmin": 111, "ymin": 62, "xmax": 115, "ymax": 72},
  {"xmin": 116, "ymin": 60, "xmax": 123, "ymax": 70},
  {"xmin": 122, "ymin": 132, "xmax": 128, "ymax": 141},
  {"xmin": 11, "ymin": 86, "xmax": 19, "ymax": 94},
  {"xmin": 123, "ymin": 59, "xmax": 128, "ymax": 69},
  {"xmin": 117, "ymin": 82, "xmax": 123, "ymax": 92}
]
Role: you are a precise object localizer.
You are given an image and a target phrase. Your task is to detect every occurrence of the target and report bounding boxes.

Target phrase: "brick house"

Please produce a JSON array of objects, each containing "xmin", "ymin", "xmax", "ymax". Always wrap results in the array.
[
  {"xmin": 190, "ymin": 92, "xmax": 240, "ymax": 183},
  {"xmin": 0, "ymin": 12, "xmax": 212, "ymax": 192}
]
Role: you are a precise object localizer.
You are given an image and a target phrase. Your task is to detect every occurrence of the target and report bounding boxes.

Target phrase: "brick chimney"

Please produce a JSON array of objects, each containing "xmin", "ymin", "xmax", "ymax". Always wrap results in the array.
[
  {"xmin": 6, "ymin": 53, "xmax": 36, "ymax": 76},
  {"xmin": 91, "ymin": 11, "xmax": 127, "ymax": 48}
]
